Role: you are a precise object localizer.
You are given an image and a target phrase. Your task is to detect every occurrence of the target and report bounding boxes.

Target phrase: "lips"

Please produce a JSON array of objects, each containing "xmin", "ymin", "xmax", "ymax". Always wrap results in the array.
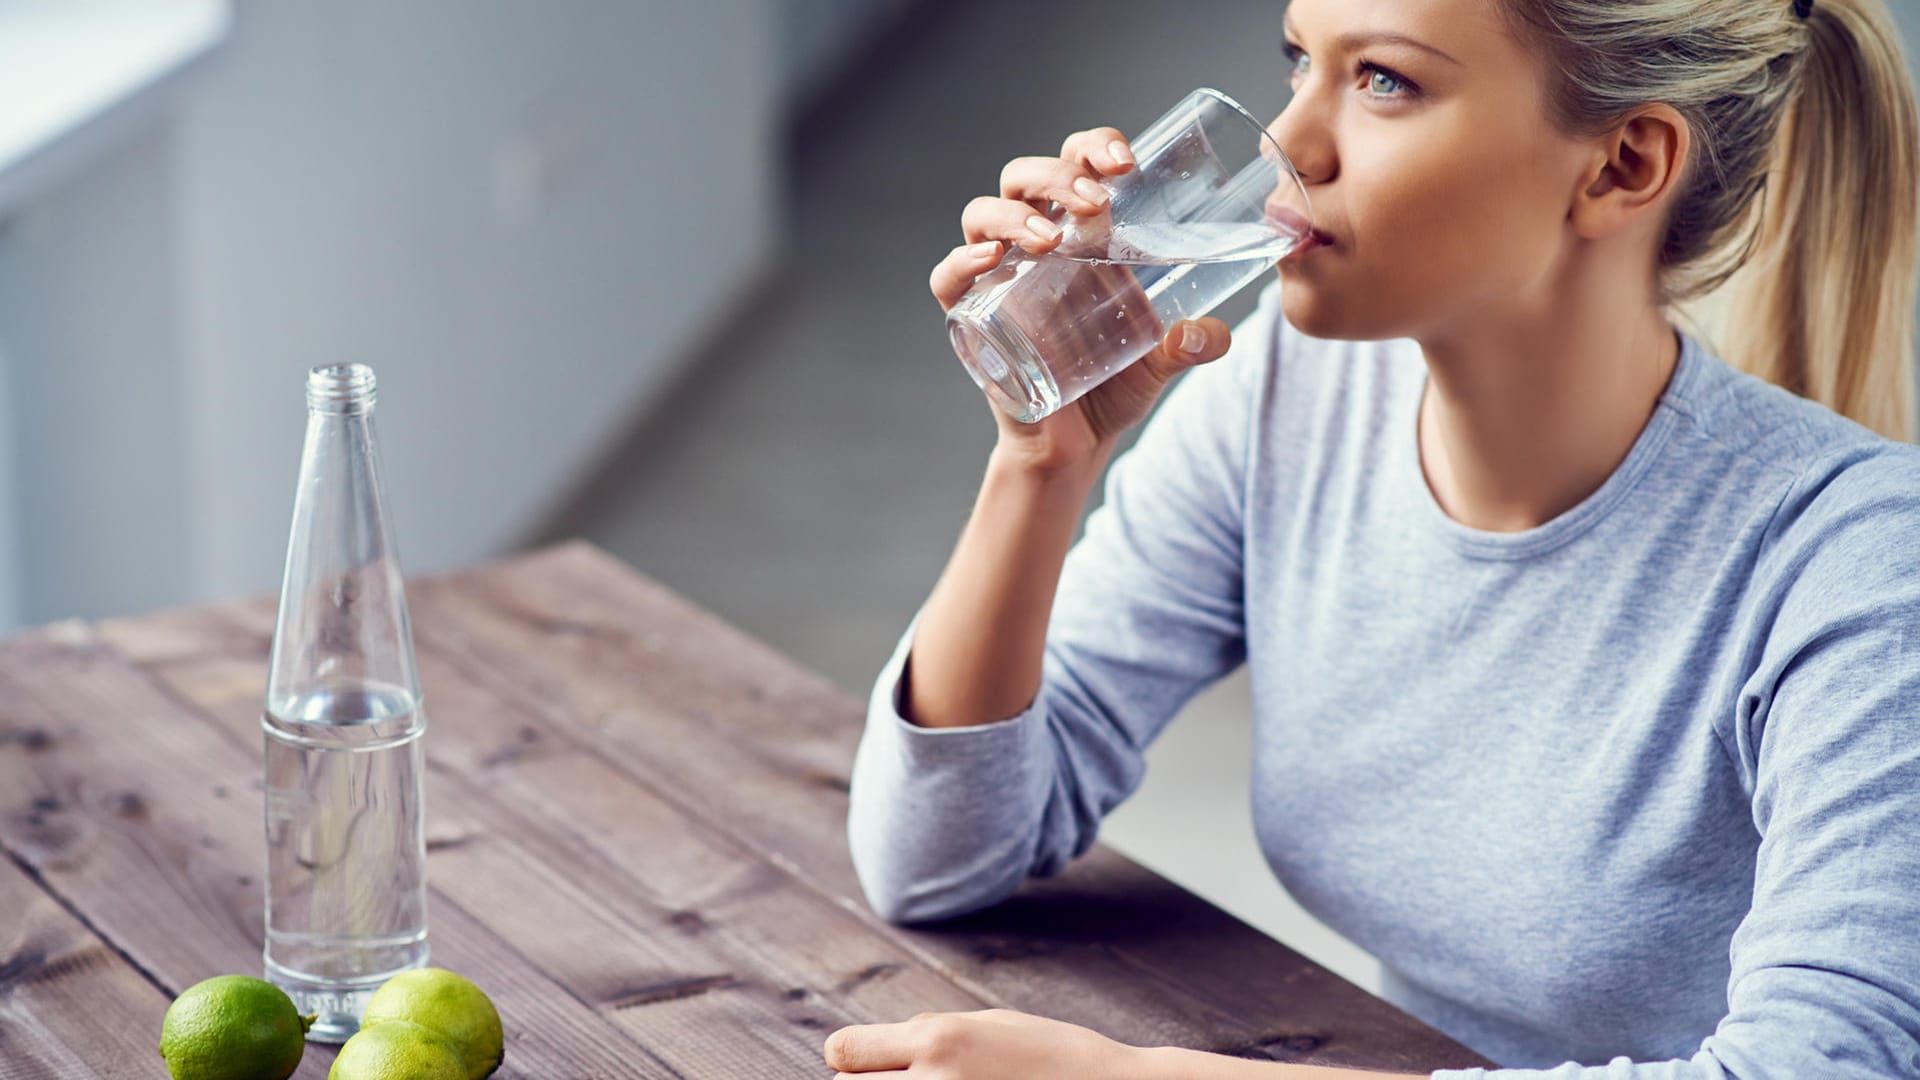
[
  {"xmin": 1288, "ymin": 229, "xmax": 1332, "ymax": 257},
  {"xmin": 1264, "ymin": 200, "xmax": 1333, "ymax": 255},
  {"xmin": 1264, "ymin": 202, "xmax": 1311, "ymax": 236}
]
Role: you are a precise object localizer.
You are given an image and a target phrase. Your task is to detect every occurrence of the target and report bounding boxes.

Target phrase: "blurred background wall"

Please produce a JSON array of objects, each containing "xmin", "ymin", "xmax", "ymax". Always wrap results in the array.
[
  {"xmin": 0, "ymin": 0, "xmax": 903, "ymax": 622},
  {"xmin": 4, "ymin": 0, "xmax": 1918, "ymax": 1000}
]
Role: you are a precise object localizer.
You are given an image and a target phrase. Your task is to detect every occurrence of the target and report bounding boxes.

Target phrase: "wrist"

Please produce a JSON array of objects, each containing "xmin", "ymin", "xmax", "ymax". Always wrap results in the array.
[
  {"xmin": 1124, "ymin": 1045, "xmax": 1368, "ymax": 1079},
  {"xmin": 1125, "ymin": 1045, "xmax": 1204, "ymax": 1080},
  {"xmin": 987, "ymin": 435, "xmax": 1115, "ymax": 484},
  {"xmin": 1134, "ymin": 1047, "xmax": 1427, "ymax": 1079}
]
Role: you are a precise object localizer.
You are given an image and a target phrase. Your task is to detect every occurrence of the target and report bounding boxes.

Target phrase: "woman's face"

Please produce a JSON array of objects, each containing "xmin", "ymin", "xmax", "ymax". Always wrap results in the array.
[{"xmin": 1270, "ymin": 0, "xmax": 1597, "ymax": 342}]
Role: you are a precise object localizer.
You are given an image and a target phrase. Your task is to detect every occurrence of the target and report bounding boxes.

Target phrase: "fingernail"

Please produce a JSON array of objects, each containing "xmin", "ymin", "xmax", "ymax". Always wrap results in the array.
[
  {"xmin": 1072, "ymin": 177, "xmax": 1109, "ymax": 205},
  {"xmin": 1026, "ymin": 215, "xmax": 1061, "ymax": 241},
  {"xmin": 971, "ymin": 241, "xmax": 1002, "ymax": 258},
  {"xmin": 1178, "ymin": 324, "xmax": 1205, "ymax": 355},
  {"xmin": 1108, "ymin": 140, "xmax": 1135, "ymax": 167}
]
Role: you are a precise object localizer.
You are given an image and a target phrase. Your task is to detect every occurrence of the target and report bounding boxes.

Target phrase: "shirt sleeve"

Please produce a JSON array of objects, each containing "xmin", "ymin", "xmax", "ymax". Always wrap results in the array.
[
  {"xmin": 1435, "ymin": 448, "xmax": 1920, "ymax": 1080},
  {"xmin": 845, "ymin": 282, "xmax": 1282, "ymax": 925}
]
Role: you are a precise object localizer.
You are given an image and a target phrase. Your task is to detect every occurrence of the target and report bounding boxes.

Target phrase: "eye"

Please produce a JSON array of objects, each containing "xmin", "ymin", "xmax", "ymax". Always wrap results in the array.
[
  {"xmin": 1283, "ymin": 40, "xmax": 1311, "ymax": 80},
  {"xmin": 1362, "ymin": 62, "xmax": 1416, "ymax": 99},
  {"xmin": 1284, "ymin": 39, "xmax": 1419, "ymax": 102}
]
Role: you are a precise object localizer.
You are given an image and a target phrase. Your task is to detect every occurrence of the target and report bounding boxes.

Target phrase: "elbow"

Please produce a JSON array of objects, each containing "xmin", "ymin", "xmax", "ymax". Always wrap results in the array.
[
  {"xmin": 847, "ymin": 819, "xmax": 1034, "ymax": 926},
  {"xmin": 859, "ymin": 885, "xmax": 972, "ymax": 927},
  {"xmin": 850, "ymin": 849, "xmax": 1018, "ymax": 926},
  {"xmin": 842, "ymin": 693, "xmax": 1066, "ymax": 926}
]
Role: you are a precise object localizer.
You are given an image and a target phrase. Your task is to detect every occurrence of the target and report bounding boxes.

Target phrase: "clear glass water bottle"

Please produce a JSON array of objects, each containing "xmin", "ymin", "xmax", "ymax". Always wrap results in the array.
[{"xmin": 262, "ymin": 363, "xmax": 429, "ymax": 1044}]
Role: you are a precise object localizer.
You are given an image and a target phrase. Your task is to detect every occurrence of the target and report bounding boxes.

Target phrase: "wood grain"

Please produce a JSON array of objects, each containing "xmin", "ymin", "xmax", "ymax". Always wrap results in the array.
[
  {"xmin": 398, "ymin": 543, "xmax": 1495, "ymax": 1069},
  {"xmin": 0, "ymin": 620, "xmax": 678, "ymax": 1078},
  {"xmin": 0, "ymin": 541, "xmax": 1500, "ymax": 1076},
  {"xmin": 0, "ymin": 855, "xmax": 171, "ymax": 1079},
  {"xmin": 395, "ymin": 545, "xmax": 1488, "ymax": 1067},
  {"xmin": 100, "ymin": 599, "xmax": 992, "ymax": 1076}
]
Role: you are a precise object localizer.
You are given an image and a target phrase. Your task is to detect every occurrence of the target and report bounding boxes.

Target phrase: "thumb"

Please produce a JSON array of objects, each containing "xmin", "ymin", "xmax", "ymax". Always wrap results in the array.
[{"xmin": 1137, "ymin": 318, "xmax": 1232, "ymax": 385}]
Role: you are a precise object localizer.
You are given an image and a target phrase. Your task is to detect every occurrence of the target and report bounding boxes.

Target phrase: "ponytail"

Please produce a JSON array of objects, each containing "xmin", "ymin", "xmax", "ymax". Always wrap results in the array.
[
  {"xmin": 1694, "ymin": 0, "xmax": 1920, "ymax": 442},
  {"xmin": 1500, "ymin": 0, "xmax": 1920, "ymax": 442}
]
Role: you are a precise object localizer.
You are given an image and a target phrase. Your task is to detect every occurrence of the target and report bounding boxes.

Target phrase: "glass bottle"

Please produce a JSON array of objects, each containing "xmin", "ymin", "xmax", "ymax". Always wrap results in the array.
[{"xmin": 261, "ymin": 363, "xmax": 429, "ymax": 1043}]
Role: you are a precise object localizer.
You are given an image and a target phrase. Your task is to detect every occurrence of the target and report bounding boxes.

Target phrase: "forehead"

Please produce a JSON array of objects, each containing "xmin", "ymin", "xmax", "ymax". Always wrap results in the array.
[{"xmin": 1285, "ymin": 0, "xmax": 1519, "ymax": 61}]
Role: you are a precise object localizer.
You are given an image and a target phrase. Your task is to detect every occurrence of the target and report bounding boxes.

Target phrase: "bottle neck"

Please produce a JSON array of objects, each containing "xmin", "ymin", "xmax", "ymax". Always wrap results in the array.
[
  {"xmin": 268, "ymin": 361, "xmax": 418, "ymax": 704},
  {"xmin": 307, "ymin": 364, "xmax": 377, "ymax": 415}
]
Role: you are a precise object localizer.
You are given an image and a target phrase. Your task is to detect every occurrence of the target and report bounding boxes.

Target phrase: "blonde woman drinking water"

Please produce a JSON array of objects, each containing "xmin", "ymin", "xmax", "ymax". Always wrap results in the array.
[{"xmin": 826, "ymin": 0, "xmax": 1920, "ymax": 1075}]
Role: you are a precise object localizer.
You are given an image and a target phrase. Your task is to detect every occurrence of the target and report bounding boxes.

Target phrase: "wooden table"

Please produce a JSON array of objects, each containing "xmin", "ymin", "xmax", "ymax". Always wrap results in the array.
[{"xmin": 0, "ymin": 542, "xmax": 1494, "ymax": 1077}]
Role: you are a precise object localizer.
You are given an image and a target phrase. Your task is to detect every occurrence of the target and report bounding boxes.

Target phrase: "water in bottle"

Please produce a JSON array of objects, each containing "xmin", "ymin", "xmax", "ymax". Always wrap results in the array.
[{"xmin": 262, "ymin": 363, "xmax": 430, "ymax": 1044}]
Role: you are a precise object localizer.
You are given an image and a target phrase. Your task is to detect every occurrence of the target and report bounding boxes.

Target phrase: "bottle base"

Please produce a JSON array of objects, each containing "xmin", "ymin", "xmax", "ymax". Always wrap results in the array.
[{"xmin": 265, "ymin": 951, "xmax": 429, "ymax": 1044}]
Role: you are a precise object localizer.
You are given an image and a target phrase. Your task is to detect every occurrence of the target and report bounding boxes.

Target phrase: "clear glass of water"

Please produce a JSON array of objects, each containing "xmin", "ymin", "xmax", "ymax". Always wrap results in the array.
[{"xmin": 947, "ymin": 87, "xmax": 1313, "ymax": 423}]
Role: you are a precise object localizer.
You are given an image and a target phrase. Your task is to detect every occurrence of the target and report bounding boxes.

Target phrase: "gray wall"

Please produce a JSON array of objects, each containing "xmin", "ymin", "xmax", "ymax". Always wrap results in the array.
[
  {"xmin": 0, "ymin": 126, "xmax": 189, "ymax": 624},
  {"xmin": 780, "ymin": 0, "xmax": 917, "ymax": 104},
  {"xmin": 0, "ymin": 1, "xmax": 782, "ymax": 623}
]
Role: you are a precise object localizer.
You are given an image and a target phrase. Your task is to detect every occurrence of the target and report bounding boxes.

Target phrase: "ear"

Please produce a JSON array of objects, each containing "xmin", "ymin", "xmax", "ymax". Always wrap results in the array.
[{"xmin": 1569, "ymin": 103, "xmax": 1690, "ymax": 241}]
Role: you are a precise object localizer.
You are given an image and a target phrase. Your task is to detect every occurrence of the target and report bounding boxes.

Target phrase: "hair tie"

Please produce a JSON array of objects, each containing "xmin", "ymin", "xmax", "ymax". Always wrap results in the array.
[{"xmin": 1793, "ymin": 0, "xmax": 1813, "ymax": 19}]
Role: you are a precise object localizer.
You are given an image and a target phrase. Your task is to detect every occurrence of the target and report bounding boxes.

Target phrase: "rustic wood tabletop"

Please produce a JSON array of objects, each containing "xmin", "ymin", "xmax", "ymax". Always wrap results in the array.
[{"xmin": 0, "ymin": 542, "xmax": 1494, "ymax": 1077}]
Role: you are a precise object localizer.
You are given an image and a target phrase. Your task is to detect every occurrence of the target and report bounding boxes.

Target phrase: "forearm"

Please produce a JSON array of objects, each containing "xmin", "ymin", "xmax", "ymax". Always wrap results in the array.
[
  {"xmin": 1134, "ymin": 1046, "xmax": 1421, "ymax": 1080},
  {"xmin": 906, "ymin": 441, "xmax": 1114, "ymax": 728}
]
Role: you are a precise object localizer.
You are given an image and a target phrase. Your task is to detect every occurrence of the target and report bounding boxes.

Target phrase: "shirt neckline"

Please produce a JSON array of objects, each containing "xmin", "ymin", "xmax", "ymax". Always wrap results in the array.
[{"xmin": 1399, "ymin": 331, "xmax": 1702, "ymax": 562}]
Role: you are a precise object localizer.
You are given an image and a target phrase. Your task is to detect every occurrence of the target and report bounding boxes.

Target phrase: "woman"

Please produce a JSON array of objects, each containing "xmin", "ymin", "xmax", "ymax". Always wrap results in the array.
[{"xmin": 826, "ymin": 0, "xmax": 1920, "ymax": 1075}]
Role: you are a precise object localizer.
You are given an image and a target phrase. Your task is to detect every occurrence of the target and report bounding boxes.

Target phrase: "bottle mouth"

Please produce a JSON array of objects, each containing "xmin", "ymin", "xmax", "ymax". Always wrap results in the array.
[{"xmin": 307, "ymin": 364, "xmax": 377, "ymax": 413}]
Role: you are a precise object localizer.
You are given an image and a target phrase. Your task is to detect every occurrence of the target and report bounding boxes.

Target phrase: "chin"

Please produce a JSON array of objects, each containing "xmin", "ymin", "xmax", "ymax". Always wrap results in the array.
[
  {"xmin": 1276, "ymin": 264, "xmax": 1417, "ymax": 343},
  {"xmin": 1276, "ymin": 268, "xmax": 1354, "ymax": 340}
]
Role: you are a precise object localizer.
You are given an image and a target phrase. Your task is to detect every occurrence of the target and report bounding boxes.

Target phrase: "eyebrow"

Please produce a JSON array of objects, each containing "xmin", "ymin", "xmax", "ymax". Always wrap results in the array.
[{"xmin": 1282, "ymin": 16, "xmax": 1463, "ymax": 67}]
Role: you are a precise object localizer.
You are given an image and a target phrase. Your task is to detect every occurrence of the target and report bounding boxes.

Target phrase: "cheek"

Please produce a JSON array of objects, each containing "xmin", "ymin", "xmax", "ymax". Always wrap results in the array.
[
  {"xmin": 1285, "ymin": 122, "xmax": 1574, "ymax": 338},
  {"xmin": 1361, "ymin": 133, "xmax": 1562, "ymax": 295}
]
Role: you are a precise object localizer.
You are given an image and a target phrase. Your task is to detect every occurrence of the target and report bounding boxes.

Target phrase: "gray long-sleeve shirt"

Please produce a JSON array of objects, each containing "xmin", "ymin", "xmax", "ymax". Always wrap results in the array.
[{"xmin": 847, "ymin": 281, "xmax": 1920, "ymax": 1077}]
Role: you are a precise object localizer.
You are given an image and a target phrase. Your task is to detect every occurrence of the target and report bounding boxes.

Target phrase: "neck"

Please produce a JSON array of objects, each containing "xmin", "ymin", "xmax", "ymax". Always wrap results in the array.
[{"xmin": 1414, "ymin": 263, "xmax": 1680, "ymax": 533}]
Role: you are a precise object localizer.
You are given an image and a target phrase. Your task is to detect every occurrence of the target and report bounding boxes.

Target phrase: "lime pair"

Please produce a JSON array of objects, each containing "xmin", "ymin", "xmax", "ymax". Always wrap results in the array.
[{"xmin": 159, "ymin": 968, "xmax": 503, "ymax": 1080}]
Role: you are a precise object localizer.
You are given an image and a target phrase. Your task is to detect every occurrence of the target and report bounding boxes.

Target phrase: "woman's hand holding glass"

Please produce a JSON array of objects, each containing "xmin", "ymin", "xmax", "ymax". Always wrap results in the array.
[{"xmin": 929, "ymin": 126, "xmax": 1234, "ymax": 472}]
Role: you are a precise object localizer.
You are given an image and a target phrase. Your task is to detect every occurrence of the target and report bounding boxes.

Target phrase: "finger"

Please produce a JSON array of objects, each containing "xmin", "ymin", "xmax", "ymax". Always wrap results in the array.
[
  {"xmin": 1143, "ymin": 317, "xmax": 1232, "ymax": 380},
  {"xmin": 822, "ymin": 1023, "xmax": 915, "ymax": 1073},
  {"xmin": 834, "ymin": 1074, "xmax": 907, "ymax": 1078},
  {"xmin": 929, "ymin": 240, "xmax": 1005, "ymax": 310},
  {"xmin": 1059, "ymin": 126, "xmax": 1136, "ymax": 176},
  {"xmin": 960, "ymin": 195, "xmax": 1066, "ymax": 254},
  {"xmin": 999, "ymin": 156, "xmax": 1112, "ymax": 216}
]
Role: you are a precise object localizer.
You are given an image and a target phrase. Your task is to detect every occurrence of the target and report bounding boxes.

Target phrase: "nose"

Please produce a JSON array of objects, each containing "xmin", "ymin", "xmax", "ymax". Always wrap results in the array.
[{"xmin": 1264, "ymin": 97, "xmax": 1334, "ymax": 188}]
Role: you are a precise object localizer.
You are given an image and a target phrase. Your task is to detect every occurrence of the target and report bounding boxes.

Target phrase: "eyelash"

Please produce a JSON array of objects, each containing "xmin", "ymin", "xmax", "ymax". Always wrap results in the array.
[{"xmin": 1281, "ymin": 40, "xmax": 1420, "ymax": 100}]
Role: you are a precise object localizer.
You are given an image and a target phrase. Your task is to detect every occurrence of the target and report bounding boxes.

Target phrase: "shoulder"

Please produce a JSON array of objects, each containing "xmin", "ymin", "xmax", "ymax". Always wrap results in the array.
[
  {"xmin": 1661, "ymin": 334, "xmax": 1913, "ymax": 487},
  {"xmin": 1765, "ymin": 442, "xmax": 1920, "ymax": 613},
  {"xmin": 1666, "ymin": 337, "xmax": 1920, "ymax": 621}
]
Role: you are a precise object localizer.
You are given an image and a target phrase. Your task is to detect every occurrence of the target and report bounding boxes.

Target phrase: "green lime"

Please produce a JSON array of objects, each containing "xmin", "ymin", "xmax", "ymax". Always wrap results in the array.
[
  {"xmin": 328, "ymin": 1020, "xmax": 467, "ymax": 1080},
  {"xmin": 159, "ymin": 975, "xmax": 314, "ymax": 1080},
  {"xmin": 360, "ymin": 968, "xmax": 503, "ymax": 1079}
]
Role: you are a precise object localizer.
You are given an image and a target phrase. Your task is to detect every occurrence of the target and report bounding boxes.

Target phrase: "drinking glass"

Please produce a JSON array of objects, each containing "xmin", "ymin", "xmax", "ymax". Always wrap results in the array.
[{"xmin": 947, "ymin": 88, "xmax": 1313, "ymax": 423}]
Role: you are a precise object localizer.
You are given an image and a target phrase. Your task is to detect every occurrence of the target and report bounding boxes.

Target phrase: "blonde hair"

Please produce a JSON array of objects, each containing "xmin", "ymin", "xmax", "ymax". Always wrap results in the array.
[{"xmin": 1498, "ymin": 0, "xmax": 1920, "ymax": 442}]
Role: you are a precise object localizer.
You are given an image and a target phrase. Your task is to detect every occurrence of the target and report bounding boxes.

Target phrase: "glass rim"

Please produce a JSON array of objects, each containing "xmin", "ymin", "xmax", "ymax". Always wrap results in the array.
[{"xmin": 1186, "ymin": 86, "xmax": 1313, "ymax": 231}]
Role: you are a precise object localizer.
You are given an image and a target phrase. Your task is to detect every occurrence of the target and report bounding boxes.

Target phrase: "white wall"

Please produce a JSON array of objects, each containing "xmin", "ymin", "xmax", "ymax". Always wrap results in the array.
[
  {"xmin": 0, "ymin": 126, "xmax": 194, "ymax": 623},
  {"xmin": 0, "ymin": 1, "xmax": 782, "ymax": 622},
  {"xmin": 170, "ymin": 1, "xmax": 781, "ymax": 601}
]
